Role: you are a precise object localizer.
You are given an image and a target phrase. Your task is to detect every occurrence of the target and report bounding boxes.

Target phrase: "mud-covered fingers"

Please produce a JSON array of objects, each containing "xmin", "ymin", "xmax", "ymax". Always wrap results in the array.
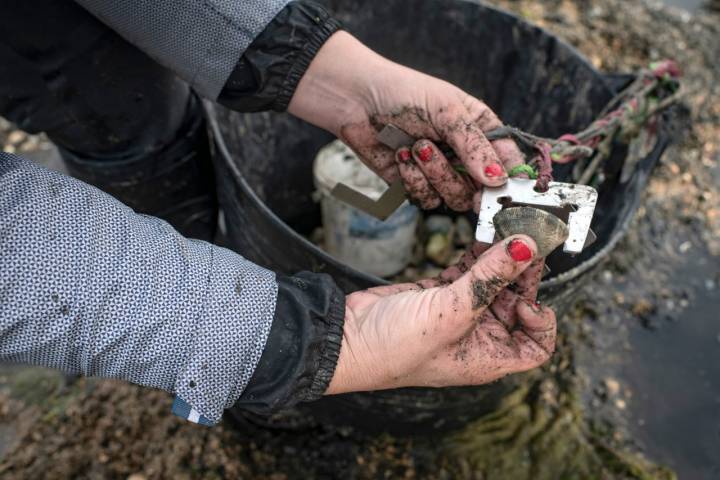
[
  {"xmin": 486, "ymin": 258, "xmax": 544, "ymax": 328},
  {"xmin": 511, "ymin": 260, "xmax": 545, "ymax": 301},
  {"xmin": 440, "ymin": 119, "xmax": 507, "ymax": 187},
  {"xmin": 437, "ymin": 235, "xmax": 537, "ymax": 333},
  {"xmin": 411, "ymin": 140, "xmax": 474, "ymax": 211},
  {"xmin": 463, "ymin": 97, "xmax": 526, "ymax": 171},
  {"xmin": 511, "ymin": 300, "xmax": 557, "ymax": 366},
  {"xmin": 488, "ymin": 257, "xmax": 544, "ymax": 329},
  {"xmin": 395, "ymin": 147, "xmax": 442, "ymax": 209},
  {"xmin": 491, "ymin": 138, "xmax": 525, "ymax": 171},
  {"xmin": 463, "ymin": 100, "xmax": 528, "ymax": 182},
  {"xmin": 488, "ymin": 289, "xmax": 520, "ymax": 329}
]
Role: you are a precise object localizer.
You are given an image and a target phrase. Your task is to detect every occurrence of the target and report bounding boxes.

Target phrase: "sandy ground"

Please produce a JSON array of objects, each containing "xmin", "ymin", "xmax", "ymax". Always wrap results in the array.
[{"xmin": 1, "ymin": 0, "xmax": 718, "ymax": 478}]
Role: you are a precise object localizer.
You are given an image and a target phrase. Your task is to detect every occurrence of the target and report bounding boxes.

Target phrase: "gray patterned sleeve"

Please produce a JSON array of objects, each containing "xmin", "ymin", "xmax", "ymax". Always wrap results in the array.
[
  {"xmin": 0, "ymin": 153, "xmax": 277, "ymax": 425},
  {"xmin": 74, "ymin": 0, "xmax": 291, "ymax": 100}
]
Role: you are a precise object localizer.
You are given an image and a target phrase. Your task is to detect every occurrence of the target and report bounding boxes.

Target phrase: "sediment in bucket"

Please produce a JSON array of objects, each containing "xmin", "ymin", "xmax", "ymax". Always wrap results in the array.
[{"xmin": 313, "ymin": 140, "xmax": 418, "ymax": 278}]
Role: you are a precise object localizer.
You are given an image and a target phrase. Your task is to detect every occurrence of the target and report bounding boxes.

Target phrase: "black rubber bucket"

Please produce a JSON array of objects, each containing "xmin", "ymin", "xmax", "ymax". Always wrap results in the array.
[{"xmin": 206, "ymin": 0, "xmax": 672, "ymax": 432}]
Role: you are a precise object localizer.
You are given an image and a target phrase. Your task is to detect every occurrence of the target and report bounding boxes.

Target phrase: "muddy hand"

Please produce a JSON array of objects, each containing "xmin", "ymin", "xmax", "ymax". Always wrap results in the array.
[
  {"xmin": 288, "ymin": 31, "xmax": 525, "ymax": 212},
  {"xmin": 325, "ymin": 235, "xmax": 556, "ymax": 394},
  {"xmin": 423, "ymin": 237, "xmax": 546, "ymax": 328}
]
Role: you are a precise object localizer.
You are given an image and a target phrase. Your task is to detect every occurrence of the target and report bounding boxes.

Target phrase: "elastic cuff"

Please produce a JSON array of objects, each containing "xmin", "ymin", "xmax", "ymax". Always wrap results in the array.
[
  {"xmin": 235, "ymin": 271, "xmax": 346, "ymax": 413},
  {"xmin": 305, "ymin": 282, "xmax": 345, "ymax": 399},
  {"xmin": 218, "ymin": 1, "xmax": 342, "ymax": 113},
  {"xmin": 273, "ymin": 16, "xmax": 341, "ymax": 111}
]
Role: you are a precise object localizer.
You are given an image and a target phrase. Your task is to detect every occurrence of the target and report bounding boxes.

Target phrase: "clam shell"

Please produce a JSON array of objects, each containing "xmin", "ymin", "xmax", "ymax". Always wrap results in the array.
[{"xmin": 492, "ymin": 207, "xmax": 569, "ymax": 258}]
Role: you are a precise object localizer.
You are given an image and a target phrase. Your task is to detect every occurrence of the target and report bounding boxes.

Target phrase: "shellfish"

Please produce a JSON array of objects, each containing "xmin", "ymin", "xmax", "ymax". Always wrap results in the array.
[{"xmin": 492, "ymin": 206, "xmax": 569, "ymax": 258}]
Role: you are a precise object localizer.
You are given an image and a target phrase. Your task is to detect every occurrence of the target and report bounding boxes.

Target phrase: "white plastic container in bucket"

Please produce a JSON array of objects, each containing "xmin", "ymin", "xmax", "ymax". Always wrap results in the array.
[{"xmin": 313, "ymin": 140, "xmax": 419, "ymax": 277}]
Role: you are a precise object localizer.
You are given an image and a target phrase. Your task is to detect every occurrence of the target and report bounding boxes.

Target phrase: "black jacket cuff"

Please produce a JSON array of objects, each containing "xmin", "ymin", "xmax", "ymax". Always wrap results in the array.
[
  {"xmin": 218, "ymin": 1, "xmax": 341, "ymax": 113},
  {"xmin": 236, "ymin": 271, "xmax": 345, "ymax": 413}
]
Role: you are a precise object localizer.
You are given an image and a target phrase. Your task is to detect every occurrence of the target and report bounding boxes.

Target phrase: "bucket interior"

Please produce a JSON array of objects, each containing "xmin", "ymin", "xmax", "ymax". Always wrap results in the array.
[{"xmin": 212, "ymin": 0, "xmax": 637, "ymax": 283}]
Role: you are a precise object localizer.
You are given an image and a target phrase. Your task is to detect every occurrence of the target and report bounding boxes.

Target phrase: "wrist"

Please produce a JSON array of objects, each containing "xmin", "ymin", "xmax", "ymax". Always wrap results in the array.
[
  {"xmin": 325, "ymin": 301, "xmax": 423, "ymax": 395},
  {"xmin": 288, "ymin": 31, "xmax": 392, "ymax": 136}
]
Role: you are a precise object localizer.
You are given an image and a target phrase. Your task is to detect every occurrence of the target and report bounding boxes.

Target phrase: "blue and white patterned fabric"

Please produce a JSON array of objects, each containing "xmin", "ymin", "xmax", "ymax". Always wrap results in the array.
[
  {"xmin": 0, "ymin": 153, "xmax": 278, "ymax": 425},
  {"xmin": 75, "ymin": 0, "xmax": 291, "ymax": 100}
]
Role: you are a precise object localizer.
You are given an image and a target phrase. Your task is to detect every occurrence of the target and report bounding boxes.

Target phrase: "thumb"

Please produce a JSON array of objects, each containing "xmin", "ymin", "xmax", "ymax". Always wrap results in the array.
[{"xmin": 433, "ymin": 234, "xmax": 538, "ymax": 334}]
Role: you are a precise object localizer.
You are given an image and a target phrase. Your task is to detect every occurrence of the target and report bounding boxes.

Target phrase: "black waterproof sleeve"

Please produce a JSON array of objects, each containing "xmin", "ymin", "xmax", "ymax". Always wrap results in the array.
[
  {"xmin": 217, "ymin": 0, "xmax": 341, "ymax": 112},
  {"xmin": 219, "ymin": 1, "xmax": 346, "ymax": 412},
  {"xmin": 236, "ymin": 272, "xmax": 346, "ymax": 413}
]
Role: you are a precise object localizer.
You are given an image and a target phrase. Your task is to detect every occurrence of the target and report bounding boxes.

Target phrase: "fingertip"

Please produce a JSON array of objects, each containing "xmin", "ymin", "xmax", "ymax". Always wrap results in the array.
[
  {"xmin": 481, "ymin": 161, "xmax": 508, "ymax": 186},
  {"xmin": 515, "ymin": 300, "xmax": 557, "ymax": 356},
  {"xmin": 504, "ymin": 235, "xmax": 538, "ymax": 264},
  {"xmin": 491, "ymin": 138, "xmax": 525, "ymax": 169},
  {"xmin": 516, "ymin": 300, "xmax": 554, "ymax": 329},
  {"xmin": 395, "ymin": 155, "xmax": 442, "ymax": 210},
  {"xmin": 412, "ymin": 139, "xmax": 435, "ymax": 163},
  {"xmin": 411, "ymin": 139, "xmax": 474, "ymax": 211},
  {"xmin": 395, "ymin": 147, "xmax": 412, "ymax": 164},
  {"xmin": 449, "ymin": 237, "xmax": 533, "ymax": 315}
]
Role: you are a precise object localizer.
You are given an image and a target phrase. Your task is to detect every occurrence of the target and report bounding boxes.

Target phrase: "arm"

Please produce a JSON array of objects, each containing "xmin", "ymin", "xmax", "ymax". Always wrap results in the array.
[
  {"xmin": 73, "ymin": 0, "xmax": 292, "ymax": 100},
  {"xmin": 54, "ymin": 2, "xmax": 554, "ymax": 412},
  {"xmin": 0, "ymin": 153, "xmax": 344, "ymax": 424},
  {"xmin": 0, "ymin": 154, "xmax": 555, "ymax": 421},
  {"xmin": 75, "ymin": 0, "xmax": 523, "ymax": 211}
]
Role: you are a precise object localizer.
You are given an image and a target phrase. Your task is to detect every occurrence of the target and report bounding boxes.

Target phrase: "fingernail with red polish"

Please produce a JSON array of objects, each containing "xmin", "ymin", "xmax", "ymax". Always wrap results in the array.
[
  {"xmin": 417, "ymin": 145, "xmax": 433, "ymax": 162},
  {"xmin": 525, "ymin": 299, "xmax": 541, "ymax": 311},
  {"xmin": 397, "ymin": 148, "xmax": 412, "ymax": 163},
  {"xmin": 507, "ymin": 239, "xmax": 533, "ymax": 262},
  {"xmin": 484, "ymin": 163, "xmax": 505, "ymax": 177}
]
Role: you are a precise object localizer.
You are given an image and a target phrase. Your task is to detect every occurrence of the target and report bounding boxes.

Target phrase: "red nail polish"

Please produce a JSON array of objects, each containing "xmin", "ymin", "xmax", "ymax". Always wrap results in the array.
[
  {"xmin": 484, "ymin": 163, "xmax": 504, "ymax": 177},
  {"xmin": 398, "ymin": 149, "xmax": 412, "ymax": 163},
  {"xmin": 525, "ymin": 299, "xmax": 541, "ymax": 311},
  {"xmin": 507, "ymin": 239, "xmax": 533, "ymax": 262},
  {"xmin": 417, "ymin": 145, "xmax": 433, "ymax": 162}
]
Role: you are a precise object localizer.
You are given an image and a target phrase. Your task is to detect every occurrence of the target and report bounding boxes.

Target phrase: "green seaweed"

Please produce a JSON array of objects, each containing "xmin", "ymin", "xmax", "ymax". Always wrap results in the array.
[{"xmin": 440, "ymin": 324, "xmax": 676, "ymax": 480}]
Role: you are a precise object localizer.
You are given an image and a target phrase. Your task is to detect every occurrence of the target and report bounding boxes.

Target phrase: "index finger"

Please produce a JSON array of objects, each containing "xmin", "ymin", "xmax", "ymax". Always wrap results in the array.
[
  {"xmin": 441, "ymin": 119, "xmax": 508, "ymax": 188},
  {"xmin": 464, "ymin": 99, "xmax": 525, "ymax": 170},
  {"xmin": 491, "ymin": 138, "xmax": 525, "ymax": 171}
]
